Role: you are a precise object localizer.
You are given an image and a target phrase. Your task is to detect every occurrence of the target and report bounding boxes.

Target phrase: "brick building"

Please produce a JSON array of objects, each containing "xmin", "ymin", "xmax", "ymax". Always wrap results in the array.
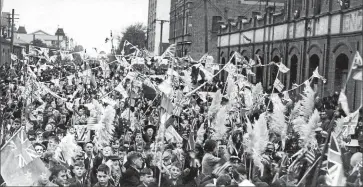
[
  {"xmin": 147, "ymin": 0, "xmax": 171, "ymax": 56},
  {"xmin": 169, "ymin": 0, "xmax": 284, "ymax": 60},
  {"xmin": 218, "ymin": 0, "xmax": 363, "ymax": 110}
]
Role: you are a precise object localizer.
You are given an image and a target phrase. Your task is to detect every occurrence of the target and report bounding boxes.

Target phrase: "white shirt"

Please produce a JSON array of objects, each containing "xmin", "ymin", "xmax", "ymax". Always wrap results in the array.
[{"xmin": 238, "ymin": 179, "xmax": 255, "ymax": 186}]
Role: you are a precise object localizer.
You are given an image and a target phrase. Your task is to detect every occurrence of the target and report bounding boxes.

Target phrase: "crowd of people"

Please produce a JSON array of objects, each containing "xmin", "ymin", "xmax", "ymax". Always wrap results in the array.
[{"xmin": 0, "ymin": 46, "xmax": 362, "ymax": 187}]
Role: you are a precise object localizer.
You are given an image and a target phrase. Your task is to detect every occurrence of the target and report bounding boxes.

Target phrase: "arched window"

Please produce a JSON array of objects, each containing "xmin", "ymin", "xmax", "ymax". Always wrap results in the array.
[
  {"xmin": 256, "ymin": 56, "xmax": 264, "ymax": 84},
  {"xmin": 335, "ymin": 53, "xmax": 349, "ymax": 92},
  {"xmin": 220, "ymin": 57, "xmax": 227, "ymax": 82},
  {"xmin": 309, "ymin": 54, "xmax": 320, "ymax": 84},
  {"xmin": 241, "ymin": 56, "xmax": 249, "ymax": 76},
  {"xmin": 290, "ymin": 55, "xmax": 298, "ymax": 88},
  {"xmin": 270, "ymin": 56, "xmax": 280, "ymax": 86}
]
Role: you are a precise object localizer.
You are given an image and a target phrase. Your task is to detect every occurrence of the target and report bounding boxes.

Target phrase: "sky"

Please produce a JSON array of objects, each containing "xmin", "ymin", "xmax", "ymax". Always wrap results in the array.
[{"xmin": 2, "ymin": 0, "xmax": 148, "ymax": 52}]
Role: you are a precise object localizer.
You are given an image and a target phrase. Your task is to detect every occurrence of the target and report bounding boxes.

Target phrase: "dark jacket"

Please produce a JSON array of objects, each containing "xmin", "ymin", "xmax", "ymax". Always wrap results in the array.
[
  {"xmin": 68, "ymin": 176, "xmax": 91, "ymax": 187},
  {"xmin": 92, "ymin": 182, "xmax": 116, "ymax": 187},
  {"xmin": 120, "ymin": 166, "xmax": 140, "ymax": 187}
]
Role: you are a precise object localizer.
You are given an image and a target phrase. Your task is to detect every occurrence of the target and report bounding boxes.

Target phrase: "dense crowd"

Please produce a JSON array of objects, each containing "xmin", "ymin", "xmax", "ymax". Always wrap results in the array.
[{"xmin": 0, "ymin": 47, "xmax": 362, "ymax": 187}]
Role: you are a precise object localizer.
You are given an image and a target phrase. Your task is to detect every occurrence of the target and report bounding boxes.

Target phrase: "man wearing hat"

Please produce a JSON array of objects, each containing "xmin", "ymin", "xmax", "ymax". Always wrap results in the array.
[
  {"xmin": 143, "ymin": 125, "xmax": 156, "ymax": 144},
  {"xmin": 342, "ymin": 139, "xmax": 360, "ymax": 175}
]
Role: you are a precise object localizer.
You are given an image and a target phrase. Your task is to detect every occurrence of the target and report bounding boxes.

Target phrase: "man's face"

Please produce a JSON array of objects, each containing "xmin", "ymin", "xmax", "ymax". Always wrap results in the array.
[
  {"xmin": 141, "ymin": 173, "xmax": 155, "ymax": 185},
  {"xmin": 13, "ymin": 121, "xmax": 21, "ymax": 130},
  {"xmin": 97, "ymin": 171, "xmax": 109, "ymax": 186},
  {"xmin": 55, "ymin": 170, "xmax": 67, "ymax": 185},
  {"xmin": 72, "ymin": 166, "xmax": 85, "ymax": 178},
  {"xmin": 85, "ymin": 143, "xmax": 94, "ymax": 153},
  {"xmin": 34, "ymin": 145, "xmax": 44, "ymax": 156},
  {"xmin": 134, "ymin": 157, "xmax": 143, "ymax": 169},
  {"xmin": 48, "ymin": 139, "xmax": 58, "ymax": 151},
  {"xmin": 147, "ymin": 128, "xmax": 154, "ymax": 137}
]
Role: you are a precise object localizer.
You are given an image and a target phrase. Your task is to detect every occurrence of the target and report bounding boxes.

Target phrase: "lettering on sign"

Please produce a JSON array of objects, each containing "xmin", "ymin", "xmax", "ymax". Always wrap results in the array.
[{"xmin": 343, "ymin": 10, "xmax": 363, "ymax": 33}]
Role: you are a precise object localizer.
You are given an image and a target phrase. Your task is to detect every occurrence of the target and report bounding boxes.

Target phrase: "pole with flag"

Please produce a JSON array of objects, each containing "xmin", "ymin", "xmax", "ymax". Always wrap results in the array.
[{"xmin": 0, "ymin": 127, "xmax": 50, "ymax": 186}]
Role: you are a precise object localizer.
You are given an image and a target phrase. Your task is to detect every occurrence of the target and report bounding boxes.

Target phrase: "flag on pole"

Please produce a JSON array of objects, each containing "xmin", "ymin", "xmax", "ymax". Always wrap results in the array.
[
  {"xmin": 338, "ymin": 91, "xmax": 350, "ymax": 115},
  {"xmin": 351, "ymin": 51, "xmax": 363, "ymax": 81},
  {"xmin": 224, "ymin": 62, "xmax": 237, "ymax": 75},
  {"xmin": 273, "ymin": 79, "xmax": 284, "ymax": 92},
  {"xmin": 352, "ymin": 51, "xmax": 363, "ymax": 69},
  {"xmin": 161, "ymin": 94, "xmax": 174, "ymax": 114},
  {"xmin": 352, "ymin": 70, "xmax": 362, "ymax": 81},
  {"xmin": 276, "ymin": 63, "xmax": 290, "ymax": 73},
  {"xmin": 0, "ymin": 127, "xmax": 50, "ymax": 186},
  {"xmin": 11, "ymin": 53, "xmax": 18, "ymax": 61},
  {"xmin": 326, "ymin": 135, "xmax": 346, "ymax": 186},
  {"xmin": 343, "ymin": 107, "xmax": 361, "ymax": 135},
  {"xmin": 312, "ymin": 67, "xmax": 327, "ymax": 83}
]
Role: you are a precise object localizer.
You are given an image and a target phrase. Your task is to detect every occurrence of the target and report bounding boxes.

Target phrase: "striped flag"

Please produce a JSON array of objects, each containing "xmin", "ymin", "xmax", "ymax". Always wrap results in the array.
[
  {"xmin": 304, "ymin": 150, "xmax": 316, "ymax": 165},
  {"xmin": 326, "ymin": 135, "xmax": 346, "ymax": 186},
  {"xmin": 273, "ymin": 78, "xmax": 284, "ymax": 92}
]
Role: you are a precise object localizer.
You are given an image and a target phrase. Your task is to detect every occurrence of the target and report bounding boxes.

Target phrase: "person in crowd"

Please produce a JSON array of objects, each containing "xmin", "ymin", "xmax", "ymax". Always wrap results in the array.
[
  {"xmin": 202, "ymin": 140, "xmax": 227, "ymax": 176},
  {"xmin": 68, "ymin": 161, "xmax": 90, "ymax": 187},
  {"xmin": 49, "ymin": 165, "xmax": 69, "ymax": 187},
  {"xmin": 93, "ymin": 164, "xmax": 115, "ymax": 187},
  {"xmin": 137, "ymin": 168, "xmax": 156, "ymax": 187},
  {"xmin": 121, "ymin": 152, "xmax": 144, "ymax": 187}
]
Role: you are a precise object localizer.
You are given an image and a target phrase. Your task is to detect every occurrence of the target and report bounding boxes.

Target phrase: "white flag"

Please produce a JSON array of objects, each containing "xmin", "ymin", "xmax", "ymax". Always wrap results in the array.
[
  {"xmin": 312, "ymin": 67, "xmax": 327, "ymax": 83},
  {"xmin": 273, "ymin": 79, "xmax": 284, "ymax": 92},
  {"xmin": 338, "ymin": 91, "xmax": 350, "ymax": 115},
  {"xmin": 249, "ymin": 58, "xmax": 256, "ymax": 66},
  {"xmin": 224, "ymin": 62, "xmax": 237, "ymax": 75},
  {"xmin": 352, "ymin": 51, "xmax": 363, "ymax": 69},
  {"xmin": 343, "ymin": 108, "xmax": 361, "ymax": 135},
  {"xmin": 11, "ymin": 53, "xmax": 18, "ymax": 61},
  {"xmin": 115, "ymin": 83, "xmax": 128, "ymax": 98},
  {"xmin": 352, "ymin": 70, "xmax": 362, "ymax": 81},
  {"xmin": 276, "ymin": 63, "xmax": 290, "ymax": 73}
]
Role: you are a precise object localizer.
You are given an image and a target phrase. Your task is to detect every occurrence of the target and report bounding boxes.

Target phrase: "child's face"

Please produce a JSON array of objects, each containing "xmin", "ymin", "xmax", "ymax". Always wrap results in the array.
[
  {"xmin": 140, "ymin": 172, "xmax": 155, "ymax": 185},
  {"xmin": 73, "ymin": 166, "xmax": 85, "ymax": 178},
  {"xmin": 45, "ymin": 124, "xmax": 53, "ymax": 132},
  {"xmin": 170, "ymin": 166, "xmax": 181, "ymax": 180},
  {"xmin": 176, "ymin": 142, "xmax": 183, "ymax": 149},
  {"xmin": 111, "ymin": 141, "xmax": 120, "ymax": 149},
  {"xmin": 103, "ymin": 146, "xmax": 112, "ymax": 157},
  {"xmin": 96, "ymin": 171, "xmax": 109, "ymax": 186}
]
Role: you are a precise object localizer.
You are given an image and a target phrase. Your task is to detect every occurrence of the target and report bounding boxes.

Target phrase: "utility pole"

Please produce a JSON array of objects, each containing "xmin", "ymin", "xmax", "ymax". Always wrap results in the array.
[
  {"xmin": 154, "ymin": 19, "xmax": 169, "ymax": 55},
  {"xmin": 10, "ymin": 9, "xmax": 17, "ymax": 53},
  {"xmin": 204, "ymin": 0, "xmax": 208, "ymax": 53},
  {"xmin": 0, "ymin": 1, "xmax": 2, "ymax": 63}
]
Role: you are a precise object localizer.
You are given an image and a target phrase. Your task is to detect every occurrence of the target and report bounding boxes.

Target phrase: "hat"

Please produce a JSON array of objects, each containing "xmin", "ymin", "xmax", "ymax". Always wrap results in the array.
[
  {"xmin": 33, "ymin": 142, "xmax": 46, "ymax": 150},
  {"xmin": 35, "ymin": 128, "xmax": 45, "ymax": 134},
  {"xmin": 314, "ymin": 127, "xmax": 322, "ymax": 132},
  {"xmin": 144, "ymin": 125, "xmax": 156, "ymax": 132},
  {"xmin": 346, "ymin": 139, "xmax": 360, "ymax": 147},
  {"xmin": 108, "ymin": 156, "xmax": 121, "ymax": 161},
  {"xmin": 13, "ymin": 118, "xmax": 21, "ymax": 123}
]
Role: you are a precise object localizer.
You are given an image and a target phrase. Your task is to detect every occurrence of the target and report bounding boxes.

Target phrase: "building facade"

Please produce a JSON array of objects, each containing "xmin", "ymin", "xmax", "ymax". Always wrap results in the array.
[
  {"xmin": 147, "ymin": 0, "xmax": 171, "ymax": 55},
  {"xmin": 169, "ymin": 0, "xmax": 284, "ymax": 60},
  {"xmin": 218, "ymin": 0, "xmax": 363, "ymax": 110},
  {"xmin": 14, "ymin": 28, "xmax": 68, "ymax": 50}
]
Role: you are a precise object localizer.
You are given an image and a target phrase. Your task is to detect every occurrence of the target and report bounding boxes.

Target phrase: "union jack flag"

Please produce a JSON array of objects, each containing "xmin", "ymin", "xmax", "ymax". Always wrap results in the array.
[
  {"xmin": 0, "ymin": 127, "xmax": 49, "ymax": 186},
  {"xmin": 326, "ymin": 135, "xmax": 346, "ymax": 186}
]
